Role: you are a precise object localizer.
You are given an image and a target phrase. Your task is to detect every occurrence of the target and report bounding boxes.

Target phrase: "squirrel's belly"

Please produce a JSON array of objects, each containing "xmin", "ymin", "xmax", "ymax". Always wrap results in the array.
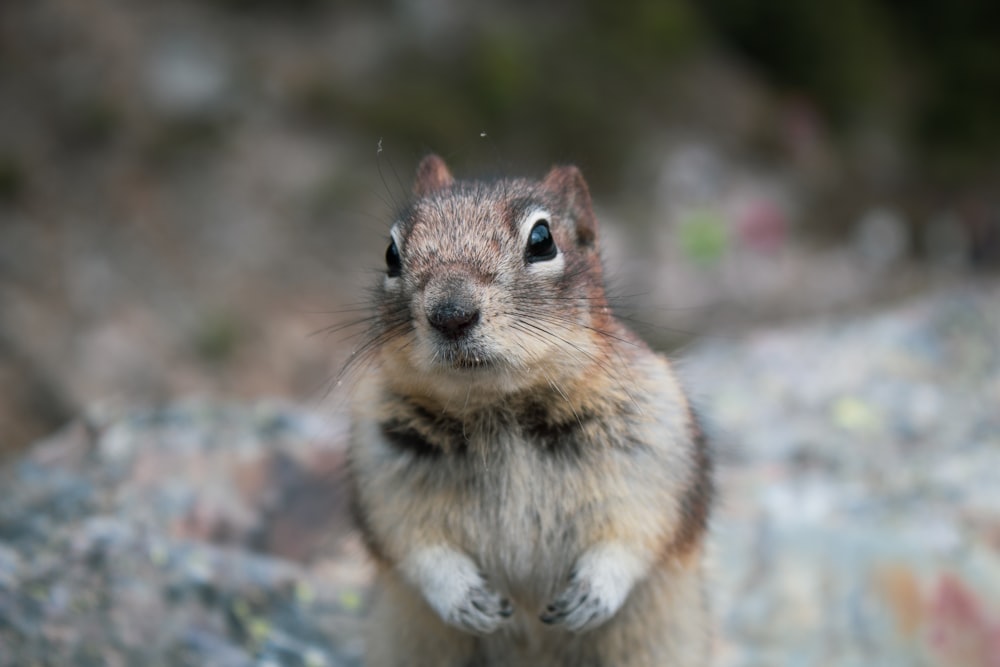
[{"xmin": 464, "ymin": 449, "xmax": 582, "ymax": 607}]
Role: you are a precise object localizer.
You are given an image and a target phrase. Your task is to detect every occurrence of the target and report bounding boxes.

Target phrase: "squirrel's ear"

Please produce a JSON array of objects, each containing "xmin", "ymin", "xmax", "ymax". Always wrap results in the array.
[
  {"xmin": 413, "ymin": 154, "xmax": 454, "ymax": 197},
  {"xmin": 542, "ymin": 165, "xmax": 597, "ymax": 247}
]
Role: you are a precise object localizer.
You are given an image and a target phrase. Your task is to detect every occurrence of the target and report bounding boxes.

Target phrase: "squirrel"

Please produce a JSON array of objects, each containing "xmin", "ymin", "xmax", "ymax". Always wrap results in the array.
[{"xmin": 346, "ymin": 154, "xmax": 714, "ymax": 667}]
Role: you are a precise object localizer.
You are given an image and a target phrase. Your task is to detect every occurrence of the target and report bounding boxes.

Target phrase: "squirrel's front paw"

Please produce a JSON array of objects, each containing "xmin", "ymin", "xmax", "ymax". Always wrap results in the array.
[
  {"xmin": 440, "ymin": 573, "xmax": 513, "ymax": 634},
  {"xmin": 539, "ymin": 543, "xmax": 644, "ymax": 633},
  {"xmin": 540, "ymin": 570, "xmax": 619, "ymax": 632},
  {"xmin": 403, "ymin": 546, "xmax": 513, "ymax": 634}
]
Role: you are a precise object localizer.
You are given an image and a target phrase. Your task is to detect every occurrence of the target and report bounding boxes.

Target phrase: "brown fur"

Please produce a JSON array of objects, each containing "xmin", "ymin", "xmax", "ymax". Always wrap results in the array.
[{"xmin": 347, "ymin": 156, "xmax": 714, "ymax": 666}]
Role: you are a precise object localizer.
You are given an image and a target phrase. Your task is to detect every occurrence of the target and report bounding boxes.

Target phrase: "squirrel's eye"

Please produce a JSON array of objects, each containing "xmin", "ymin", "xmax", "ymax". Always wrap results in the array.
[
  {"xmin": 385, "ymin": 240, "xmax": 402, "ymax": 277},
  {"xmin": 526, "ymin": 220, "xmax": 557, "ymax": 262}
]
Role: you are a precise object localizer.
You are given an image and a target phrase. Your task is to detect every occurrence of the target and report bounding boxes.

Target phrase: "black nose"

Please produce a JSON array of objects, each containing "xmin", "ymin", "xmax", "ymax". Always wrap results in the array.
[{"xmin": 427, "ymin": 301, "xmax": 480, "ymax": 339}]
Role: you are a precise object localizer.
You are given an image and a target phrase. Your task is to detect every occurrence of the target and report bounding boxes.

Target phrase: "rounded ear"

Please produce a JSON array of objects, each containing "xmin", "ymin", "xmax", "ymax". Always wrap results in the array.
[
  {"xmin": 542, "ymin": 165, "xmax": 597, "ymax": 247},
  {"xmin": 413, "ymin": 154, "xmax": 454, "ymax": 197}
]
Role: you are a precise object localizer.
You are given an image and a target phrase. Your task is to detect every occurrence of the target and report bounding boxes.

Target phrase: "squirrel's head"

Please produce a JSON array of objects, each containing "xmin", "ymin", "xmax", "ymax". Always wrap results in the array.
[{"xmin": 370, "ymin": 154, "xmax": 613, "ymax": 404}]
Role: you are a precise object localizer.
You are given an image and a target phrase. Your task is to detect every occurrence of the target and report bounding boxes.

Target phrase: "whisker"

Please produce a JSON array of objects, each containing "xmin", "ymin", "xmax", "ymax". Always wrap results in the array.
[
  {"xmin": 538, "ymin": 365, "xmax": 585, "ymax": 431},
  {"xmin": 375, "ymin": 140, "xmax": 404, "ymax": 213},
  {"xmin": 329, "ymin": 319, "xmax": 413, "ymax": 389},
  {"xmin": 508, "ymin": 316, "xmax": 642, "ymax": 414},
  {"xmin": 308, "ymin": 316, "xmax": 379, "ymax": 339},
  {"xmin": 522, "ymin": 311, "xmax": 640, "ymax": 348}
]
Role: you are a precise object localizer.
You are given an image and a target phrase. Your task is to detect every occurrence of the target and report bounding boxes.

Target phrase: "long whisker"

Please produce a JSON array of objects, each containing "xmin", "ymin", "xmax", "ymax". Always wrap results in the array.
[
  {"xmin": 522, "ymin": 311, "xmax": 640, "ymax": 348},
  {"xmin": 537, "ymin": 364, "xmax": 585, "ymax": 431},
  {"xmin": 507, "ymin": 317, "xmax": 642, "ymax": 413}
]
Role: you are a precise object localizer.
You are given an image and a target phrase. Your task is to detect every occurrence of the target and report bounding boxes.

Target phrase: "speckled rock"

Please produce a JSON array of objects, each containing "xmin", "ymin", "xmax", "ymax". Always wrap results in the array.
[
  {"xmin": 0, "ymin": 402, "xmax": 367, "ymax": 667},
  {"xmin": 683, "ymin": 281, "xmax": 1000, "ymax": 667}
]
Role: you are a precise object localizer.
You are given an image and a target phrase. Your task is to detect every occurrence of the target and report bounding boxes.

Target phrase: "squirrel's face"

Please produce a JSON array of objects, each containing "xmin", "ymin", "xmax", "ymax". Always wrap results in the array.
[{"xmin": 372, "ymin": 155, "xmax": 610, "ymax": 402}]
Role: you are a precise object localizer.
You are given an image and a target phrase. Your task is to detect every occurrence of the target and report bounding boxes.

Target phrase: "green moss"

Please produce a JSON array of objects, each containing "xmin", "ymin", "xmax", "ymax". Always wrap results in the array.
[{"xmin": 678, "ymin": 208, "xmax": 728, "ymax": 264}]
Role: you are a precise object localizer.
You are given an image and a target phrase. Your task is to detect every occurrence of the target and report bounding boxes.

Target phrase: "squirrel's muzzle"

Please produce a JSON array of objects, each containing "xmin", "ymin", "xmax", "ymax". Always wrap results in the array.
[{"xmin": 424, "ymin": 276, "xmax": 481, "ymax": 341}]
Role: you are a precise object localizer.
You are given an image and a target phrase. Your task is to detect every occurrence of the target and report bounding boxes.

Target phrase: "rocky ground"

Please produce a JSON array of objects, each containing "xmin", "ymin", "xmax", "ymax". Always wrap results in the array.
[{"xmin": 0, "ymin": 281, "xmax": 998, "ymax": 666}]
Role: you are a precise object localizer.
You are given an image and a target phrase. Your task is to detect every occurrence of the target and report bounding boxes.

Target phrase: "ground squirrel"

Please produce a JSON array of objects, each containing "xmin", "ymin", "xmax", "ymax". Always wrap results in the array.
[{"xmin": 347, "ymin": 155, "xmax": 713, "ymax": 666}]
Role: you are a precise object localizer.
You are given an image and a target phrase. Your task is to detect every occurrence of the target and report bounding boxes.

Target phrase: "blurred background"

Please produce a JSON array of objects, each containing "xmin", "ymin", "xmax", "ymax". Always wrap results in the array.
[
  {"xmin": 1, "ymin": 0, "xmax": 998, "ymax": 452},
  {"xmin": 0, "ymin": 2, "xmax": 999, "ymax": 666}
]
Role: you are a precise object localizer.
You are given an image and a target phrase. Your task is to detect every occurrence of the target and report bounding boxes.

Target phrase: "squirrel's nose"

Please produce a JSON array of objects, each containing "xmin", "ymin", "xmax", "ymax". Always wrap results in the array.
[{"xmin": 427, "ymin": 301, "xmax": 480, "ymax": 339}]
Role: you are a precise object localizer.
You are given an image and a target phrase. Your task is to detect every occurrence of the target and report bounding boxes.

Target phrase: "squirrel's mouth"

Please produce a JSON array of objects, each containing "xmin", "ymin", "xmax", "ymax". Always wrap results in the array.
[
  {"xmin": 442, "ymin": 350, "xmax": 495, "ymax": 371},
  {"xmin": 452, "ymin": 356, "xmax": 493, "ymax": 370},
  {"xmin": 428, "ymin": 340, "xmax": 498, "ymax": 372}
]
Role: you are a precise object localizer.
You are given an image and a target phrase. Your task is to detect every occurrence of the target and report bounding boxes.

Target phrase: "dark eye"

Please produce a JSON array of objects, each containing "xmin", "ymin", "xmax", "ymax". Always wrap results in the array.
[
  {"xmin": 385, "ymin": 239, "xmax": 402, "ymax": 277},
  {"xmin": 526, "ymin": 220, "xmax": 557, "ymax": 262}
]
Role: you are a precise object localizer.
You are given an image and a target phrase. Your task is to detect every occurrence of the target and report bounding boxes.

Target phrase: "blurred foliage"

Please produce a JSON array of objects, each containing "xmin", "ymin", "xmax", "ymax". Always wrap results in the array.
[
  {"xmin": 289, "ymin": 0, "xmax": 705, "ymax": 191},
  {"xmin": 192, "ymin": 311, "xmax": 243, "ymax": 365},
  {"xmin": 696, "ymin": 0, "xmax": 1000, "ymax": 174},
  {"xmin": 678, "ymin": 209, "xmax": 729, "ymax": 264},
  {"xmin": 206, "ymin": 0, "xmax": 344, "ymax": 12},
  {"xmin": 143, "ymin": 117, "xmax": 231, "ymax": 168},
  {"xmin": 888, "ymin": 1, "xmax": 1000, "ymax": 164},
  {"xmin": 0, "ymin": 156, "xmax": 25, "ymax": 203},
  {"xmin": 275, "ymin": 0, "xmax": 1000, "ymax": 188},
  {"xmin": 697, "ymin": 0, "xmax": 897, "ymax": 123},
  {"xmin": 57, "ymin": 98, "xmax": 121, "ymax": 153}
]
